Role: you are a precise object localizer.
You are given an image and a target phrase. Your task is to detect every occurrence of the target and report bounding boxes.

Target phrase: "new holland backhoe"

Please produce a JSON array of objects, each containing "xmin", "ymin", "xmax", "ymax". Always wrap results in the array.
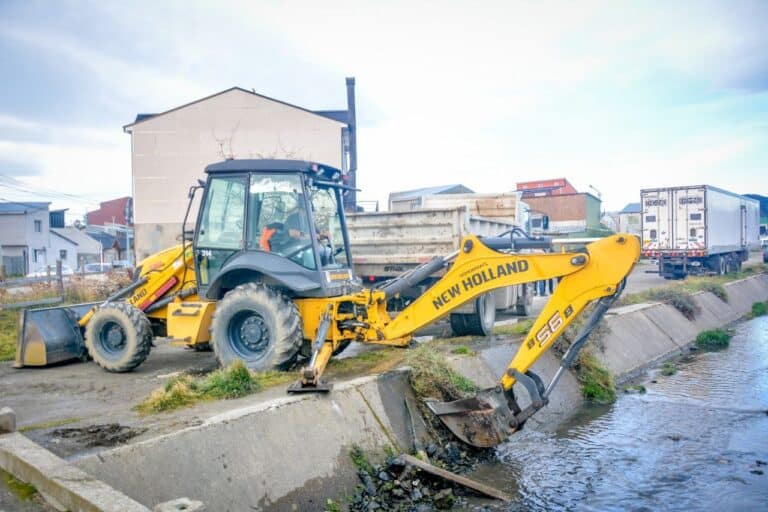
[{"xmin": 15, "ymin": 159, "xmax": 639, "ymax": 447}]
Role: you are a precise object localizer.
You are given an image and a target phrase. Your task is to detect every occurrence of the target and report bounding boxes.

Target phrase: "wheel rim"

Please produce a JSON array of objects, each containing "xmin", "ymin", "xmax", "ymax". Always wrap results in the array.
[
  {"xmin": 227, "ymin": 310, "xmax": 271, "ymax": 360},
  {"xmin": 98, "ymin": 321, "xmax": 127, "ymax": 355}
]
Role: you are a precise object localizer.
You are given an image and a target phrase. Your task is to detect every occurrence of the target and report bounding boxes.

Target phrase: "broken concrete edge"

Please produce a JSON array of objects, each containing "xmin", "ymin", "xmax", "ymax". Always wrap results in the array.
[
  {"xmin": 0, "ymin": 431, "xmax": 151, "ymax": 512},
  {"xmin": 0, "ymin": 407, "xmax": 16, "ymax": 434}
]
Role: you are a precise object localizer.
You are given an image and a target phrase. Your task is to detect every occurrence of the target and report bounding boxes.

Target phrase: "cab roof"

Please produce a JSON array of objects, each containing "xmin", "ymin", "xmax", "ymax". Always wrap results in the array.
[{"xmin": 205, "ymin": 159, "xmax": 343, "ymax": 182}]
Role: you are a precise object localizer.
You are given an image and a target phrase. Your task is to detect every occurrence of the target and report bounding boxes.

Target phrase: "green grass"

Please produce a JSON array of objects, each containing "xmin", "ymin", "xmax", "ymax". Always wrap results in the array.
[
  {"xmin": 0, "ymin": 309, "xmax": 17, "ymax": 361},
  {"xmin": 406, "ymin": 344, "xmax": 478, "ymax": 401},
  {"xmin": 751, "ymin": 301, "xmax": 767, "ymax": 318},
  {"xmin": 695, "ymin": 328, "xmax": 732, "ymax": 350},
  {"xmin": 450, "ymin": 345, "xmax": 474, "ymax": 356},
  {"xmin": 18, "ymin": 417, "xmax": 83, "ymax": 433},
  {"xmin": 349, "ymin": 444, "xmax": 374, "ymax": 474},
  {"xmin": 660, "ymin": 361, "xmax": 677, "ymax": 376},
  {"xmin": 136, "ymin": 360, "xmax": 294, "ymax": 414},
  {"xmin": 326, "ymin": 347, "xmax": 404, "ymax": 377},
  {"xmin": 575, "ymin": 352, "xmax": 616, "ymax": 404},
  {"xmin": 1, "ymin": 469, "xmax": 38, "ymax": 501},
  {"xmin": 493, "ymin": 319, "xmax": 534, "ymax": 337}
]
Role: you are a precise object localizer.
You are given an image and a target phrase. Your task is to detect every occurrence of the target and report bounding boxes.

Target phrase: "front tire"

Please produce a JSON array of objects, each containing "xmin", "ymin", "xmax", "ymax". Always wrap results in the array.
[
  {"xmin": 211, "ymin": 283, "xmax": 302, "ymax": 371},
  {"xmin": 84, "ymin": 302, "xmax": 152, "ymax": 372}
]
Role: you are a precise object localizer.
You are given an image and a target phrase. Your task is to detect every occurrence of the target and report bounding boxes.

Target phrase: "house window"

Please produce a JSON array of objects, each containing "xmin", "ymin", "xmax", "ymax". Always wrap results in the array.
[
  {"xmin": 60, "ymin": 249, "xmax": 67, "ymax": 260},
  {"xmin": 34, "ymin": 220, "xmax": 42, "ymax": 232},
  {"xmin": 33, "ymin": 249, "xmax": 44, "ymax": 262}
]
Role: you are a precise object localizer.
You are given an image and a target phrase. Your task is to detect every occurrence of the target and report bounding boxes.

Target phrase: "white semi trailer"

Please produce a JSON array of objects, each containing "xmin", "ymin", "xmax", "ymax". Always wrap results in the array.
[
  {"xmin": 346, "ymin": 207, "xmax": 534, "ymax": 336},
  {"xmin": 640, "ymin": 185, "xmax": 760, "ymax": 279}
]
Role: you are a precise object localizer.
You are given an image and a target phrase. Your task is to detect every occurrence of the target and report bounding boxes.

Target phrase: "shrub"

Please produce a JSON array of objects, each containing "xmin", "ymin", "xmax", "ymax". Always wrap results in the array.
[
  {"xmin": 751, "ymin": 301, "xmax": 767, "ymax": 317},
  {"xmin": 695, "ymin": 329, "xmax": 732, "ymax": 350},
  {"xmin": 575, "ymin": 352, "xmax": 616, "ymax": 404}
]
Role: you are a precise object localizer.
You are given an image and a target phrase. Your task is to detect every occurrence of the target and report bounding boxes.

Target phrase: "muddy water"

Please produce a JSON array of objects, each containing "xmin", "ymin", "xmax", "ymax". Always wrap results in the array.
[{"xmin": 475, "ymin": 316, "xmax": 768, "ymax": 511}]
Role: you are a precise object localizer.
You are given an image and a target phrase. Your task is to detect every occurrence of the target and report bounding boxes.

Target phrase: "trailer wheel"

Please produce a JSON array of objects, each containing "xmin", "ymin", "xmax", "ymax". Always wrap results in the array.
[
  {"xmin": 85, "ymin": 302, "xmax": 152, "ymax": 372},
  {"xmin": 718, "ymin": 256, "xmax": 727, "ymax": 275},
  {"xmin": 450, "ymin": 293, "xmax": 496, "ymax": 336},
  {"xmin": 211, "ymin": 283, "xmax": 303, "ymax": 371}
]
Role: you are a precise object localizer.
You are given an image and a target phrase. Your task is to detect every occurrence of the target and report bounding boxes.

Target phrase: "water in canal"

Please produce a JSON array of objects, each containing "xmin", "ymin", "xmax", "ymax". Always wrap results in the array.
[{"xmin": 477, "ymin": 315, "xmax": 768, "ymax": 511}]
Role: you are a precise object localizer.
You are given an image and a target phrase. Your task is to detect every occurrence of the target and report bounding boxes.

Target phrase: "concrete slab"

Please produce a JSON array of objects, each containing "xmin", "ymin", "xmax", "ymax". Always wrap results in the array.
[
  {"xmin": 75, "ymin": 374, "xmax": 412, "ymax": 511},
  {"xmin": 640, "ymin": 303, "xmax": 698, "ymax": 348},
  {"xmin": 600, "ymin": 310, "xmax": 679, "ymax": 377},
  {"xmin": 0, "ymin": 432, "xmax": 149, "ymax": 512}
]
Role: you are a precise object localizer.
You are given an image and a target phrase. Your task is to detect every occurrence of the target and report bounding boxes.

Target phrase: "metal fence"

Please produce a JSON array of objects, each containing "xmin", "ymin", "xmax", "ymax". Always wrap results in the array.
[{"xmin": 1, "ymin": 255, "xmax": 25, "ymax": 277}]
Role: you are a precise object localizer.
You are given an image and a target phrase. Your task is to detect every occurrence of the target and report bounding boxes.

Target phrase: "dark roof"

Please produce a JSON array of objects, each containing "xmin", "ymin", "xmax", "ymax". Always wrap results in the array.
[
  {"xmin": 86, "ymin": 230, "xmax": 117, "ymax": 250},
  {"xmin": 50, "ymin": 229, "xmax": 79, "ymax": 246},
  {"xmin": 205, "ymin": 159, "xmax": 342, "ymax": 181},
  {"xmin": 619, "ymin": 202, "xmax": 641, "ymax": 214},
  {"xmin": 389, "ymin": 184, "xmax": 474, "ymax": 201},
  {"xmin": 124, "ymin": 87, "xmax": 348, "ymax": 131},
  {"xmin": 313, "ymin": 110, "xmax": 349, "ymax": 123},
  {"xmin": 134, "ymin": 113, "xmax": 157, "ymax": 123},
  {"xmin": 0, "ymin": 201, "xmax": 50, "ymax": 214}
]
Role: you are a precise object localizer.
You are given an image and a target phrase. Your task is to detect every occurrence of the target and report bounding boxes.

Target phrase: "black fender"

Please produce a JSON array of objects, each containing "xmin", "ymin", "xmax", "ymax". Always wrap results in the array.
[{"xmin": 205, "ymin": 251, "xmax": 324, "ymax": 300}]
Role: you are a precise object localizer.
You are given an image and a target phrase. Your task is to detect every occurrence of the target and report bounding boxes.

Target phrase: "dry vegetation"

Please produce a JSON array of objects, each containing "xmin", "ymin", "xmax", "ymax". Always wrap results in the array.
[{"xmin": 0, "ymin": 272, "xmax": 132, "ymax": 361}]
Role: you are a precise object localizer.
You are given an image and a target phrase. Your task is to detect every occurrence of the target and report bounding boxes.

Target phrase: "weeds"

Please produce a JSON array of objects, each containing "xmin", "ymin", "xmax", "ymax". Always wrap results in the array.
[
  {"xmin": 406, "ymin": 344, "xmax": 478, "ymax": 401},
  {"xmin": 575, "ymin": 351, "xmax": 616, "ymax": 404},
  {"xmin": 493, "ymin": 319, "xmax": 534, "ymax": 337},
  {"xmin": 136, "ymin": 360, "xmax": 283, "ymax": 414},
  {"xmin": 450, "ymin": 345, "xmax": 474, "ymax": 356},
  {"xmin": 751, "ymin": 301, "xmax": 767, "ymax": 318},
  {"xmin": 660, "ymin": 361, "xmax": 677, "ymax": 376},
  {"xmin": 350, "ymin": 444, "xmax": 374, "ymax": 474},
  {"xmin": 695, "ymin": 328, "xmax": 732, "ymax": 350},
  {"xmin": 0, "ymin": 309, "xmax": 17, "ymax": 361},
  {"xmin": 1, "ymin": 469, "xmax": 38, "ymax": 501}
]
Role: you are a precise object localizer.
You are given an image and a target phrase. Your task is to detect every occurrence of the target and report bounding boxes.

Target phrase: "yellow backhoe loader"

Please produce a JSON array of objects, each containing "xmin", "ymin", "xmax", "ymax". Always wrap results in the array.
[{"xmin": 15, "ymin": 159, "xmax": 639, "ymax": 447}]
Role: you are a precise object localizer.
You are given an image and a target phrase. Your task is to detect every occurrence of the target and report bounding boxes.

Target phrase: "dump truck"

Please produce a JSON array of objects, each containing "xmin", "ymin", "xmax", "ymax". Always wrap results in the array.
[
  {"xmin": 346, "ymin": 207, "xmax": 534, "ymax": 336},
  {"xmin": 641, "ymin": 185, "xmax": 760, "ymax": 278},
  {"xmin": 16, "ymin": 159, "xmax": 639, "ymax": 448}
]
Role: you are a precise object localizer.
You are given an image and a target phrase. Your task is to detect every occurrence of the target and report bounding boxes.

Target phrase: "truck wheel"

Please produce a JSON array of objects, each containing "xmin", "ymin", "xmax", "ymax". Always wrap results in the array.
[
  {"xmin": 515, "ymin": 284, "xmax": 531, "ymax": 316},
  {"xmin": 449, "ymin": 293, "xmax": 496, "ymax": 336},
  {"xmin": 211, "ymin": 283, "xmax": 302, "ymax": 371},
  {"xmin": 85, "ymin": 302, "xmax": 152, "ymax": 372},
  {"xmin": 718, "ymin": 256, "xmax": 727, "ymax": 275}
]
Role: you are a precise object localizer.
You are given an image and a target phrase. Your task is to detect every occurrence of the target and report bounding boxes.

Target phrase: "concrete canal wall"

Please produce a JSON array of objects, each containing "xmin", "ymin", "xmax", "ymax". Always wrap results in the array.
[{"xmin": 56, "ymin": 274, "xmax": 768, "ymax": 509}]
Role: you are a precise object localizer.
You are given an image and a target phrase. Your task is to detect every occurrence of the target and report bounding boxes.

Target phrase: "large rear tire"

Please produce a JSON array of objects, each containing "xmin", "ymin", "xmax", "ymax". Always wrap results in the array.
[
  {"xmin": 84, "ymin": 302, "xmax": 152, "ymax": 372},
  {"xmin": 449, "ymin": 293, "xmax": 496, "ymax": 336},
  {"xmin": 211, "ymin": 283, "xmax": 303, "ymax": 371}
]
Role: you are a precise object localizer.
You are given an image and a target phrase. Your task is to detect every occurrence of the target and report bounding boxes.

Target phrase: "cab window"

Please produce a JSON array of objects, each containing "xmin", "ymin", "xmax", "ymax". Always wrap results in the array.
[
  {"xmin": 197, "ymin": 177, "xmax": 246, "ymax": 249},
  {"xmin": 308, "ymin": 185, "xmax": 348, "ymax": 268}
]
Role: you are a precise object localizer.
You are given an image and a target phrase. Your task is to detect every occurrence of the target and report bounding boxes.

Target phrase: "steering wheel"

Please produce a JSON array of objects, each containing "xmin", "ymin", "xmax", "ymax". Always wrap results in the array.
[{"xmin": 284, "ymin": 240, "xmax": 314, "ymax": 260}]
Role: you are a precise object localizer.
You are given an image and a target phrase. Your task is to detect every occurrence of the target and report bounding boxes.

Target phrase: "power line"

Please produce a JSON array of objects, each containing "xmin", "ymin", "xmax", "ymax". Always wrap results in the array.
[{"xmin": 0, "ymin": 174, "xmax": 101, "ymax": 205}]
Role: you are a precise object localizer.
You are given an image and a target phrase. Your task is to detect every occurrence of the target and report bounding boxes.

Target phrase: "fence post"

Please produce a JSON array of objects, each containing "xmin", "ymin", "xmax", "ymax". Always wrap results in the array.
[{"xmin": 56, "ymin": 260, "xmax": 64, "ymax": 296}]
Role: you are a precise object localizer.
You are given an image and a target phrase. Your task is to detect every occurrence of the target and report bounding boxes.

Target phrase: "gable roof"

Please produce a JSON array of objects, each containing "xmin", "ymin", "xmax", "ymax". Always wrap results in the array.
[
  {"xmin": 0, "ymin": 201, "xmax": 50, "ymax": 214},
  {"xmin": 124, "ymin": 87, "xmax": 348, "ymax": 132},
  {"xmin": 389, "ymin": 184, "xmax": 475, "ymax": 202},
  {"xmin": 620, "ymin": 202, "xmax": 641, "ymax": 214},
  {"xmin": 52, "ymin": 228, "xmax": 102, "ymax": 253},
  {"xmin": 51, "ymin": 229, "xmax": 79, "ymax": 246}
]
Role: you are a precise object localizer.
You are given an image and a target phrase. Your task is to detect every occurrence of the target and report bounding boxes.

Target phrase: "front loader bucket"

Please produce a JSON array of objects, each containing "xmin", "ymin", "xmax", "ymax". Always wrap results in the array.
[
  {"xmin": 14, "ymin": 303, "xmax": 98, "ymax": 368},
  {"xmin": 425, "ymin": 386, "xmax": 519, "ymax": 448}
]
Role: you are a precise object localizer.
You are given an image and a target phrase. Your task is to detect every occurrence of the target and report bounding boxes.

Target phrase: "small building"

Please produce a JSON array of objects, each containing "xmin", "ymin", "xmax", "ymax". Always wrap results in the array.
[
  {"xmin": 516, "ymin": 178, "xmax": 578, "ymax": 197},
  {"xmin": 87, "ymin": 197, "xmax": 132, "ymax": 227},
  {"xmin": 617, "ymin": 202, "xmax": 641, "ymax": 236},
  {"xmin": 86, "ymin": 229, "xmax": 132, "ymax": 263},
  {"xmin": 0, "ymin": 201, "xmax": 51, "ymax": 275},
  {"xmin": 125, "ymin": 78, "xmax": 357, "ymax": 260},
  {"xmin": 388, "ymin": 184, "xmax": 474, "ymax": 212},
  {"xmin": 51, "ymin": 227, "xmax": 103, "ymax": 268},
  {"xmin": 524, "ymin": 193, "xmax": 602, "ymax": 234}
]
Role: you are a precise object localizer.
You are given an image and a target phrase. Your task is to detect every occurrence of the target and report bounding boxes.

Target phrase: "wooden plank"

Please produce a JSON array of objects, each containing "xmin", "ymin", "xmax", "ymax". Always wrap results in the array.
[{"xmin": 399, "ymin": 454, "xmax": 511, "ymax": 502}]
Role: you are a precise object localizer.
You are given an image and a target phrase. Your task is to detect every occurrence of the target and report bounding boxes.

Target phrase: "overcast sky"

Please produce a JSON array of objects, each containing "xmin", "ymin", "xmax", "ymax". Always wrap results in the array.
[{"xmin": 1, "ymin": 0, "xmax": 767, "ymax": 221}]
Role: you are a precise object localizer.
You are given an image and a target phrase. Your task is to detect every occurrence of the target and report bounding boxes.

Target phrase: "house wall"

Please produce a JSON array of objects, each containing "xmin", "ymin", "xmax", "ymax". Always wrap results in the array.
[
  {"xmin": 618, "ymin": 212, "xmax": 641, "ymax": 235},
  {"xmin": 0, "ymin": 213, "xmax": 27, "ymax": 245},
  {"xmin": 87, "ymin": 197, "xmax": 130, "ymax": 226},
  {"xmin": 128, "ymin": 89, "xmax": 345, "ymax": 259},
  {"xmin": 49, "ymin": 234, "xmax": 79, "ymax": 270}
]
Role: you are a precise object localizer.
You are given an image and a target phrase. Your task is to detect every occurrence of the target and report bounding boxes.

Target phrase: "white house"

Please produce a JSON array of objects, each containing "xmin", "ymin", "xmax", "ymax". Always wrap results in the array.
[
  {"xmin": 124, "ymin": 79, "xmax": 357, "ymax": 260},
  {"xmin": 0, "ymin": 201, "xmax": 51, "ymax": 275}
]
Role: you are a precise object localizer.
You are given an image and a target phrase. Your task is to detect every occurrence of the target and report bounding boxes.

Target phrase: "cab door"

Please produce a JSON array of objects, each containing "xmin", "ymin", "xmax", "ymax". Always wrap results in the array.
[{"xmin": 194, "ymin": 175, "xmax": 247, "ymax": 295}]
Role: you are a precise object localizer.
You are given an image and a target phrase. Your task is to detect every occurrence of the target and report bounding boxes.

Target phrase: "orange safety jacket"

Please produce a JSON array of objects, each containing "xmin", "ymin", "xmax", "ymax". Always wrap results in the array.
[{"xmin": 260, "ymin": 226, "xmax": 276, "ymax": 251}]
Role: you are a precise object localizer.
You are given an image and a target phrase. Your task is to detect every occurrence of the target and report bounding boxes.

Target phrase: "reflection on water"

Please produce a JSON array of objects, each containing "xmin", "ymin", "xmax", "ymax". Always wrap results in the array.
[{"xmin": 487, "ymin": 316, "xmax": 768, "ymax": 511}]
